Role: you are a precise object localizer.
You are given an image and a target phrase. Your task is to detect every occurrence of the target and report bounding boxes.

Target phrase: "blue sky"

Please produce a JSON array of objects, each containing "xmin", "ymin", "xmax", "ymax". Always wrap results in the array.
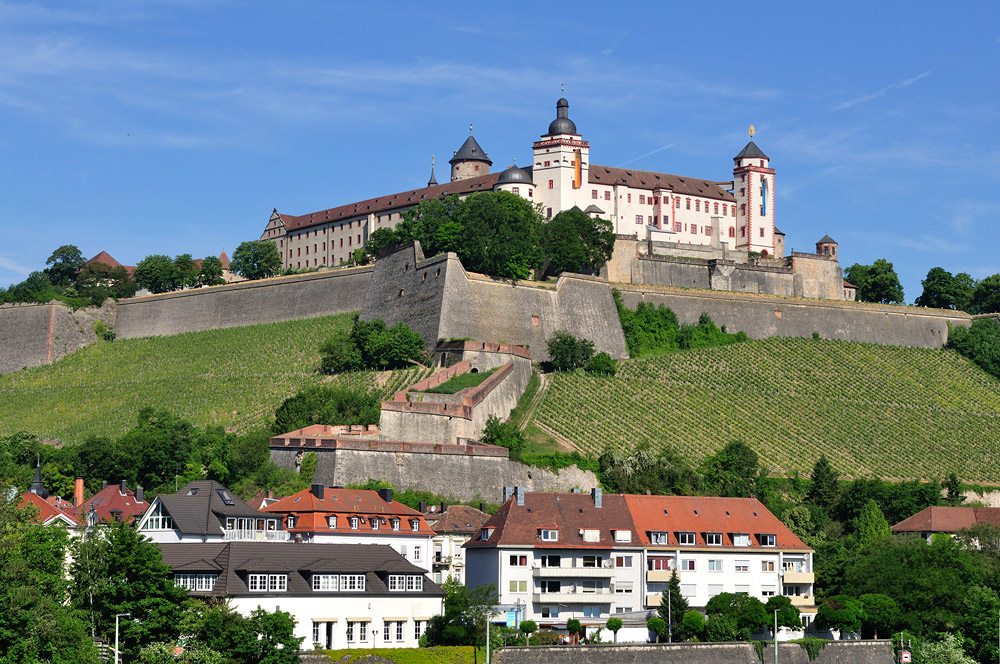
[{"xmin": 1, "ymin": 1, "xmax": 998, "ymax": 302}]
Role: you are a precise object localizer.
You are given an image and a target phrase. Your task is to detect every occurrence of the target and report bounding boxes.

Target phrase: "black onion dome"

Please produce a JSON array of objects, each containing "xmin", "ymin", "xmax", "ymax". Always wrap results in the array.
[
  {"xmin": 496, "ymin": 166, "xmax": 533, "ymax": 185},
  {"xmin": 546, "ymin": 97, "xmax": 577, "ymax": 135}
]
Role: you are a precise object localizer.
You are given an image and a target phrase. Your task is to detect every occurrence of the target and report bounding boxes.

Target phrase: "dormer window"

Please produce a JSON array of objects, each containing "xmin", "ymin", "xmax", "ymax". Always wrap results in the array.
[
  {"xmin": 287, "ymin": 516, "xmax": 296, "ymax": 529},
  {"xmin": 540, "ymin": 529, "xmax": 558, "ymax": 542},
  {"xmin": 391, "ymin": 518, "xmax": 400, "ymax": 531},
  {"xmin": 327, "ymin": 516, "xmax": 337, "ymax": 529},
  {"xmin": 759, "ymin": 533, "xmax": 776, "ymax": 547},
  {"xmin": 733, "ymin": 533, "xmax": 751, "ymax": 547},
  {"xmin": 677, "ymin": 532, "xmax": 696, "ymax": 545},
  {"xmin": 613, "ymin": 530, "xmax": 632, "ymax": 543},
  {"xmin": 480, "ymin": 528, "xmax": 494, "ymax": 541},
  {"xmin": 349, "ymin": 517, "xmax": 359, "ymax": 530},
  {"xmin": 706, "ymin": 532, "xmax": 723, "ymax": 546},
  {"xmin": 410, "ymin": 519, "xmax": 420, "ymax": 532},
  {"xmin": 371, "ymin": 518, "xmax": 380, "ymax": 531},
  {"xmin": 581, "ymin": 529, "xmax": 600, "ymax": 543},
  {"xmin": 650, "ymin": 532, "xmax": 668, "ymax": 545}
]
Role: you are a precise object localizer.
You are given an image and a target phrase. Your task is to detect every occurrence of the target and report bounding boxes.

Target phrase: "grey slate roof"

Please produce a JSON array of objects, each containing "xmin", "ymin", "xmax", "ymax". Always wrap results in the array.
[
  {"xmin": 157, "ymin": 480, "xmax": 273, "ymax": 536},
  {"xmin": 817, "ymin": 234, "xmax": 837, "ymax": 244},
  {"xmin": 158, "ymin": 542, "xmax": 444, "ymax": 598},
  {"xmin": 496, "ymin": 165, "xmax": 533, "ymax": 185},
  {"xmin": 734, "ymin": 140, "xmax": 768, "ymax": 161},
  {"xmin": 546, "ymin": 97, "xmax": 577, "ymax": 136},
  {"xmin": 449, "ymin": 135, "xmax": 492, "ymax": 165},
  {"xmin": 583, "ymin": 204, "xmax": 606, "ymax": 214}
]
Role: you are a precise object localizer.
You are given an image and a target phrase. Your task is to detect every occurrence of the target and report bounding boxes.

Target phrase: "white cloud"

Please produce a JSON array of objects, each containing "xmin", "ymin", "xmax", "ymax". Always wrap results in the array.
[{"xmin": 0, "ymin": 255, "xmax": 32, "ymax": 279}]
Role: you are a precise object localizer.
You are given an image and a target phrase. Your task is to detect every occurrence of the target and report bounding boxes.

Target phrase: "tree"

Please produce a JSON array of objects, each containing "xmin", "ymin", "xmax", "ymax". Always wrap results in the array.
[
  {"xmin": 45, "ymin": 244, "xmax": 86, "ymax": 286},
  {"xmin": 916, "ymin": 633, "xmax": 977, "ymax": 664},
  {"xmin": 682, "ymin": 610, "xmax": 705, "ymax": 641},
  {"xmin": 272, "ymin": 385, "xmax": 381, "ymax": 434},
  {"xmin": 174, "ymin": 254, "xmax": 199, "ymax": 289},
  {"xmin": 546, "ymin": 330, "xmax": 595, "ymax": 371},
  {"xmin": 765, "ymin": 595, "xmax": 802, "ymax": 631},
  {"xmin": 942, "ymin": 472, "xmax": 965, "ymax": 506},
  {"xmin": 844, "ymin": 259, "xmax": 904, "ymax": 304},
  {"xmin": 541, "ymin": 208, "xmax": 616, "ymax": 277},
  {"xmin": 700, "ymin": 440, "xmax": 768, "ymax": 499},
  {"xmin": 480, "ymin": 415, "xmax": 526, "ymax": 460},
  {"xmin": 70, "ymin": 521, "xmax": 188, "ymax": 659},
  {"xmin": 451, "ymin": 191, "xmax": 543, "ymax": 280},
  {"xmin": 948, "ymin": 317, "xmax": 1000, "ymax": 380},
  {"xmin": 852, "ymin": 499, "xmax": 891, "ymax": 549},
  {"xmin": 585, "ymin": 352, "xmax": 616, "ymax": 376},
  {"xmin": 705, "ymin": 593, "xmax": 768, "ymax": 639},
  {"xmin": 134, "ymin": 254, "xmax": 179, "ymax": 293},
  {"xmin": 567, "ymin": 618, "xmax": 585, "ymax": 645},
  {"xmin": 657, "ymin": 571, "xmax": 690, "ymax": 640},
  {"xmin": 859, "ymin": 593, "xmax": 898, "ymax": 639},
  {"xmin": 646, "ymin": 617, "xmax": 665, "ymax": 643},
  {"xmin": 423, "ymin": 579, "xmax": 498, "ymax": 647},
  {"xmin": 364, "ymin": 227, "xmax": 399, "ymax": 258},
  {"xmin": 915, "ymin": 267, "xmax": 974, "ymax": 311},
  {"xmin": 75, "ymin": 261, "xmax": 137, "ymax": 303},
  {"xmin": 971, "ymin": 274, "xmax": 1000, "ymax": 314},
  {"xmin": 960, "ymin": 586, "xmax": 1000, "ymax": 664},
  {"xmin": 815, "ymin": 595, "xmax": 864, "ymax": 634},
  {"xmin": 230, "ymin": 240, "xmax": 282, "ymax": 280},
  {"xmin": 138, "ymin": 641, "xmax": 223, "ymax": 664},
  {"xmin": 598, "ymin": 442, "xmax": 698, "ymax": 496},
  {"xmin": 519, "ymin": 619, "xmax": 537, "ymax": 646},
  {"xmin": 605, "ymin": 617, "xmax": 622, "ymax": 644},
  {"xmin": 807, "ymin": 454, "xmax": 840, "ymax": 510},
  {"xmin": 197, "ymin": 255, "xmax": 225, "ymax": 287},
  {"xmin": 320, "ymin": 316, "xmax": 426, "ymax": 373}
]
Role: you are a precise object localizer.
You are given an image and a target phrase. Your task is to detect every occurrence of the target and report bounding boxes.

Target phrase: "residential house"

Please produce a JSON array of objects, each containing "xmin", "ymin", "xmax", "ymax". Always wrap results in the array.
[
  {"xmin": 422, "ymin": 502, "xmax": 489, "ymax": 585},
  {"xmin": 77, "ymin": 480, "xmax": 147, "ymax": 526},
  {"xmin": 891, "ymin": 506, "xmax": 1000, "ymax": 543}
]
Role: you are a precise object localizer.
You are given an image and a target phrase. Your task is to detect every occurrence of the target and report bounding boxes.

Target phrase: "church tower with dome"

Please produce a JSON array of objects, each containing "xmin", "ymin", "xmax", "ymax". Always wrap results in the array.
[{"xmin": 532, "ymin": 98, "xmax": 590, "ymax": 218}]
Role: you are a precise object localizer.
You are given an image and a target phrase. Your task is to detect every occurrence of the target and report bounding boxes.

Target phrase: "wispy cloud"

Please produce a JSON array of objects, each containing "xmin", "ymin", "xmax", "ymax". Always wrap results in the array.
[
  {"xmin": 619, "ymin": 143, "xmax": 676, "ymax": 167},
  {"xmin": 834, "ymin": 70, "xmax": 932, "ymax": 111},
  {"xmin": 0, "ymin": 255, "xmax": 32, "ymax": 279}
]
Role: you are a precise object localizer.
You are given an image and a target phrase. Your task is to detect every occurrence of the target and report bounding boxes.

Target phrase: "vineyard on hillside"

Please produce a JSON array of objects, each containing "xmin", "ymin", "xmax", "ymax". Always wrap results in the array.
[
  {"xmin": 0, "ymin": 314, "xmax": 433, "ymax": 443},
  {"xmin": 532, "ymin": 337, "xmax": 1000, "ymax": 483}
]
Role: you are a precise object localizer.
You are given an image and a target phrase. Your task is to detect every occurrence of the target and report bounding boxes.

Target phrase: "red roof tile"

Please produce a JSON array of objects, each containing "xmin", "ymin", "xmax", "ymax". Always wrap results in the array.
[
  {"xmin": 891, "ymin": 506, "xmax": 1000, "ymax": 533},
  {"xmin": 423, "ymin": 504, "xmax": 490, "ymax": 535},
  {"xmin": 76, "ymin": 482, "xmax": 147, "ymax": 525},
  {"xmin": 589, "ymin": 165, "xmax": 735, "ymax": 202},
  {"xmin": 20, "ymin": 492, "xmax": 79, "ymax": 526},
  {"xmin": 262, "ymin": 488, "xmax": 435, "ymax": 536}
]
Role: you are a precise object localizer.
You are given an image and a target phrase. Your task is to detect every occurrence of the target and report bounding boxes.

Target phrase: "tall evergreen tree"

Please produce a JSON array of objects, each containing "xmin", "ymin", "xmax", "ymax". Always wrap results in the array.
[
  {"xmin": 807, "ymin": 454, "xmax": 840, "ymax": 509},
  {"xmin": 657, "ymin": 572, "xmax": 689, "ymax": 640},
  {"xmin": 853, "ymin": 499, "xmax": 891, "ymax": 549}
]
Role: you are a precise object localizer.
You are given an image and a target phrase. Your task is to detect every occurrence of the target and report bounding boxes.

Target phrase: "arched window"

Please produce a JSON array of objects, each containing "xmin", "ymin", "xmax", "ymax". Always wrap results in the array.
[{"xmin": 728, "ymin": 227, "xmax": 736, "ymax": 238}]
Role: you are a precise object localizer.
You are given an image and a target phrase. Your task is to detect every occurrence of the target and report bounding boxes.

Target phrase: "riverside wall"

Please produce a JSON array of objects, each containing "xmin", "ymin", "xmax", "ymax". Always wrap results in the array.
[{"xmin": 493, "ymin": 640, "xmax": 894, "ymax": 664}]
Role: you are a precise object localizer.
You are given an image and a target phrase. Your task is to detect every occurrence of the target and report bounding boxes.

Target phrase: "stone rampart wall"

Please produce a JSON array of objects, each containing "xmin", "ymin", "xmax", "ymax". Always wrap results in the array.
[
  {"xmin": 0, "ymin": 300, "xmax": 115, "ymax": 374},
  {"xmin": 616, "ymin": 284, "xmax": 969, "ymax": 348},
  {"xmin": 270, "ymin": 445, "xmax": 597, "ymax": 502},
  {"xmin": 115, "ymin": 266, "xmax": 372, "ymax": 339},
  {"xmin": 493, "ymin": 640, "xmax": 893, "ymax": 664}
]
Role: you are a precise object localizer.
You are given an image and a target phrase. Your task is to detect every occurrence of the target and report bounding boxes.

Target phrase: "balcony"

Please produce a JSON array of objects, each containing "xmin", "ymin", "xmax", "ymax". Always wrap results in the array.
[
  {"xmin": 223, "ymin": 529, "xmax": 288, "ymax": 542},
  {"xmin": 434, "ymin": 555, "xmax": 453, "ymax": 565},
  {"xmin": 646, "ymin": 569, "xmax": 679, "ymax": 583},
  {"xmin": 783, "ymin": 571, "xmax": 814, "ymax": 584},
  {"xmin": 532, "ymin": 591, "xmax": 612, "ymax": 604},
  {"xmin": 533, "ymin": 566, "xmax": 615, "ymax": 578},
  {"xmin": 788, "ymin": 595, "xmax": 815, "ymax": 608},
  {"xmin": 645, "ymin": 594, "xmax": 665, "ymax": 607}
]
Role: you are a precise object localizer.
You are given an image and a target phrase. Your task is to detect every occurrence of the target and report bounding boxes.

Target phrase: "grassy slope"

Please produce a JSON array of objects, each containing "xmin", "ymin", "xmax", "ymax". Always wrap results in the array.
[
  {"xmin": 530, "ymin": 337, "xmax": 1000, "ymax": 483},
  {"xmin": 0, "ymin": 314, "xmax": 431, "ymax": 443}
]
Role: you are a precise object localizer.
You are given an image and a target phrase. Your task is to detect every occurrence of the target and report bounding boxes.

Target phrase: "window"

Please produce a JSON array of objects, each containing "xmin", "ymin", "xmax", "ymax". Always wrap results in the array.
[
  {"xmin": 512, "ymin": 187, "xmax": 519, "ymax": 195},
  {"xmin": 582, "ymin": 555, "xmax": 602, "ymax": 568},
  {"xmin": 544, "ymin": 160, "xmax": 551, "ymax": 167},
  {"xmin": 680, "ymin": 559, "xmax": 695, "ymax": 572},
  {"xmin": 733, "ymin": 533, "xmax": 750, "ymax": 547},
  {"xmin": 384, "ymin": 622, "xmax": 391, "ymax": 642},
  {"xmin": 413, "ymin": 546, "xmax": 421, "ymax": 561},
  {"xmin": 248, "ymin": 574, "xmax": 286, "ymax": 592},
  {"xmin": 414, "ymin": 621, "xmax": 424, "ymax": 639},
  {"xmin": 614, "ymin": 555, "xmax": 633, "ymax": 568},
  {"xmin": 286, "ymin": 515, "xmax": 296, "ymax": 529},
  {"xmin": 714, "ymin": 203, "xmax": 719, "ymax": 214},
  {"xmin": 735, "ymin": 560, "xmax": 750, "ymax": 572},
  {"xmin": 174, "ymin": 574, "xmax": 217, "ymax": 591},
  {"xmin": 347, "ymin": 622, "xmax": 355, "ymax": 643},
  {"xmin": 592, "ymin": 189, "xmax": 598, "ymax": 199},
  {"xmin": 579, "ymin": 580, "xmax": 597, "ymax": 594},
  {"xmin": 674, "ymin": 222, "xmax": 682, "ymax": 232},
  {"xmin": 509, "ymin": 580, "xmax": 527, "ymax": 593},
  {"xmin": 678, "ymin": 532, "xmax": 696, "ymax": 545},
  {"xmin": 759, "ymin": 227, "xmax": 765, "ymax": 237},
  {"xmin": 648, "ymin": 557, "xmax": 673, "ymax": 571},
  {"xmin": 540, "ymin": 529, "xmax": 558, "ymax": 542},
  {"xmin": 605, "ymin": 191, "xmax": 611, "ymax": 200},
  {"xmin": 729, "ymin": 227, "xmax": 736, "ymax": 238},
  {"xmin": 340, "ymin": 574, "xmax": 365, "ymax": 591},
  {"xmin": 406, "ymin": 576, "xmax": 423, "ymax": 591},
  {"xmin": 705, "ymin": 532, "xmax": 723, "ymax": 546},
  {"xmin": 635, "ymin": 215, "xmax": 643, "ymax": 225},
  {"xmin": 735, "ymin": 585, "xmax": 750, "ymax": 595},
  {"xmin": 627, "ymin": 193, "xmax": 632, "ymax": 203},
  {"xmin": 548, "ymin": 180, "xmax": 554, "ymax": 189},
  {"xmin": 541, "ymin": 606, "xmax": 559, "ymax": 618},
  {"xmin": 389, "ymin": 575, "xmax": 406, "ymax": 591},
  {"xmin": 581, "ymin": 529, "xmax": 600, "ymax": 543},
  {"xmin": 360, "ymin": 622, "xmax": 367, "ymax": 642},
  {"xmin": 731, "ymin": 206, "xmax": 736, "ymax": 217},
  {"xmin": 762, "ymin": 587, "xmax": 776, "ymax": 597},
  {"xmin": 411, "ymin": 519, "xmax": 420, "ymax": 532},
  {"xmin": 639, "ymin": 195, "xmax": 645, "ymax": 204},
  {"xmin": 783, "ymin": 585, "xmax": 803, "ymax": 597},
  {"xmin": 583, "ymin": 606, "xmax": 601, "ymax": 618},
  {"xmin": 614, "ymin": 530, "xmax": 632, "ymax": 543},
  {"xmin": 615, "ymin": 581, "xmax": 633, "ymax": 594},
  {"xmin": 759, "ymin": 534, "xmax": 776, "ymax": 547},
  {"xmin": 651, "ymin": 532, "xmax": 669, "ymax": 545},
  {"xmin": 542, "ymin": 580, "xmax": 562, "ymax": 593},
  {"xmin": 313, "ymin": 574, "xmax": 339, "ymax": 591},
  {"xmin": 509, "ymin": 554, "xmax": 528, "ymax": 566},
  {"xmin": 705, "ymin": 226, "xmax": 712, "ymax": 236},
  {"xmin": 740, "ymin": 204, "xmax": 746, "ymax": 217},
  {"xmin": 708, "ymin": 559, "xmax": 722, "ymax": 572},
  {"xmin": 680, "ymin": 584, "xmax": 697, "ymax": 597},
  {"xmin": 349, "ymin": 517, "xmax": 359, "ymax": 530},
  {"xmin": 391, "ymin": 518, "xmax": 400, "ymax": 531},
  {"xmin": 762, "ymin": 560, "xmax": 775, "ymax": 572},
  {"xmin": 690, "ymin": 225, "xmax": 698, "ymax": 234},
  {"xmin": 695, "ymin": 200, "xmax": 700, "ymax": 212},
  {"xmin": 146, "ymin": 503, "xmax": 173, "ymax": 530},
  {"xmin": 396, "ymin": 621, "xmax": 404, "ymax": 641},
  {"xmin": 371, "ymin": 518, "xmax": 379, "ymax": 530},
  {"xmin": 327, "ymin": 516, "xmax": 337, "ymax": 529},
  {"xmin": 540, "ymin": 554, "xmax": 561, "ymax": 568}
]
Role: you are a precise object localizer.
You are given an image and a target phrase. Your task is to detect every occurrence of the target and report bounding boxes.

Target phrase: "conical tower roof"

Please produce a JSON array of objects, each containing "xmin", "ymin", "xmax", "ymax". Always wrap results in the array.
[
  {"xmin": 734, "ymin": 140, "xmax": 768, "ymax": 161},
  {"xmin": 449, "ymin": 135, "xmax": 492, "ymax": 166}
]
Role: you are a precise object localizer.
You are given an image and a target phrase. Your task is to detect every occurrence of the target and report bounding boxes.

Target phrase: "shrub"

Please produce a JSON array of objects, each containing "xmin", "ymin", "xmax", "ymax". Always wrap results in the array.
[
  {"xmin": 547, "ymin": 330, "xmax": 595, "ymax": 371},
  {"xmin": 320, "ymin": 315, "xmax": 425, "ymax": 373},
  {"xmin": 585, "ymin": 352, "xmax": 616, "ymax": 376},
  {"xmin": 272, "ymin": 385, "xmax": 381, "ymax": 434}
]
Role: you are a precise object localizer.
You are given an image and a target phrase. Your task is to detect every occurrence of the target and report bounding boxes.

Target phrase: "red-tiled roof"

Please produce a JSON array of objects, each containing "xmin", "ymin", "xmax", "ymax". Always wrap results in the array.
[
  {"xmin": 86, "ymin": 251, "xmax": 136, "ymax": 278},
  {"xmin": 891, "ymin": 506, "xmax": 1000, "ymax": 533},
  {"xmin": 624, "ymin": 495, "xmax": 810, "ymax": 551},
  {"xmin": 20, "ymin": 492, "xmax": 78, "ymax": 526},
  {"xmin": 423, "ymin": 504, "xmax": 489, "ymax": 535},
  {"xmin": 588, "ymin": 165, "xmax": 735, "ymax": 202},
  {"xmin": 262, "ymin": 488, "xmax": 435, "ymax": 536},
  {"xmin": 465, "ymin": 492, "xmax": 639, "ymax": 549},
  {"xmin": 76, "ymin": 483, "xmax": 147, "ymax": 524}
]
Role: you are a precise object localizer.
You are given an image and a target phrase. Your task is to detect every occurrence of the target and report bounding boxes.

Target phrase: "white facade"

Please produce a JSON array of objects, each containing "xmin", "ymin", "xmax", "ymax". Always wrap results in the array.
[
  {"xmin": 431, "ymin": 532, "xmax": 469, "ymax": 584},
  {"xmin": 307, "ymin": 531, "xmax": 435, "ymax": 574}
]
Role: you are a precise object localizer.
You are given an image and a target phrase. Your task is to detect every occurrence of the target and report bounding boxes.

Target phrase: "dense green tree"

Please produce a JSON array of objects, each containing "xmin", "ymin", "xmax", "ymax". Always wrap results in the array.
[
  {"xmin": 948, "ymin": 317, "xmax": 1000, "ymax": 380},
  {"xmin": 3, "ymin": 271, "xmax": 57, "ymax": 304},
  {"xmin": 816, "ymin": 595, "xmax": 864, "ymax": 634},
  {"xmin": 613, "ymin": 291, "xmax": 680, "ymax": 357},
  {"xmin": 44, "ymin": 244, "xmax": 86, "ymax": 286},
  {"xmin": 75, "ymin": 261, "xmax": 137, "ymax": 303},
  {"xmin": 230, "ymin": 240, "xmax": 282, "ymax": 280},
  {"xmin": 859, "ymin": 593, "xmax": 898, "ymax": 639},
  {"xmin": 71, "ymin": 521, "xmax": 188, "ymax": 660},
  {"xmin": 852, "ymin": 499, "xmax": 891, "ymax": 549},
  {"xmin": 916, "ymin": 633, "xmax": 976, "ymax": 664},
  {"xmin": 834, "ymin": 477, "xmax": 939, "ymax": 528},
  {"xmin": 541, "ymin": 208, "xmax": 615, "ymax": 277},
  {"xmin": 705, "ymin": 593, "xmax": 768, "ymax": 638},
  {"xmin": 174, "ymin": 254, "xmax": 199, "ymax": 289},
  {"xmin": 272, "ymin": 385, "xmax": 381, "ymax": 434},
  {"xmin": 320, "ymin": 316, "xmax": 425, "ymax": 373},
  {"xmin": 604, "ymin": 617, "xmax": 622, "ymax": 644},
  {"xmin": 196, "ymin": 255, "xmax": 225, "ymax": 287},
  {"xmin": 960, "ymin": 585, "xmax": 1000, "ymax": 664},
  {"xmin": 598, "ymin": 442, "xmax": 698, "ymax": 496},
  {"xmin": 546, "ymin": 330, "xmax": 595, "ymax": 371},
  {"xmin": 519, "ymin": 619, "xmax": 537, "ymax": 645},
  {"xmin": 705, "ymin": 612, "xmax": 741, "ymax": 642},
  {"xmin": 845, "ymin": 259, "xmax": 905, "ymax": 304},
  {"xmin": 584, "ymin": 351, "xmax": 616, "ymax": 376},
  {"xmin": 452, "ymin": 191, "xmax": 543, "ymax": 280},
  {"xmin": 134, "ymin": 254, "xmax": 179, "ymax": 293},
  {"xmin": 942, "ymin": 472, "xmax": 965, "ymax": 506},
  {"xmin": 915, "ymin": 267, "xmax": 975, "ymax": 311},
  {"xmin": 138, "ymin": 642, "xmax": 223, "ymax": 664},
  {"xmin": 971, "ymin": 274, "xmax": 1000, "ymax": 314},
  {"xmin": 677, "ymin": 312, "xmax": 748, "ymax": 350},
  {"xmin": 423, "ymin": 579, "xmax": 498, "ymax": 647},
  {"xmin": 646, "ymin": 617, "xmax": 666, "ymax": 643},
  {"xmin": 657, "ymin": 572, "xmax": 690, "ymax": 640},
  {"xmin": 700, "ymin": 440, "xmax": 768, "ymax": 499},
  {"xmin": 807, "ymin": 454, "xmax": 840, "ymax": 510},
  {"xmin": 765, "ymin": 595, "xmax": 802, "ymax": 630},
  {"xmin": 480, "ymin": 415, "xmax": 526, "ymax": 460},
  {"xmin": 682, "ymin": 610, "xmax": 705, "ymax": 640},
  {"xmin": 364, "ymin": 227, "xmax": 399, "ymax": 258}
]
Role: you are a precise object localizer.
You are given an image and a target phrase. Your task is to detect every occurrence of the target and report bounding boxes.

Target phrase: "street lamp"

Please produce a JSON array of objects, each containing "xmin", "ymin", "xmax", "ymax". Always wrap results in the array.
[
  {"xmin": 666, "ymin": 585, "xmax": 672, "ymax": 644},
  {"xmin": 115, "ymin": 613, "xmax": 131, "ymax": 664},
  {"xmin": 773, "ymin": 608, "xmax": 779, "ymax": 664}
]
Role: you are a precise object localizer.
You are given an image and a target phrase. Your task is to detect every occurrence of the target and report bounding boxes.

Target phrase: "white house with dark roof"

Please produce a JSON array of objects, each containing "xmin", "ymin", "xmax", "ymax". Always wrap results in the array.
[
  {"xmin": 159, "ymin": 542, "xmax": 444, "ymax": 650},
  {"xmin": 137, "ymin": 480, "xmax": 284, "ymax": 543},
  {"xmin": 422, "ymin": 502, "xmax": 490, "ymax": 585}
]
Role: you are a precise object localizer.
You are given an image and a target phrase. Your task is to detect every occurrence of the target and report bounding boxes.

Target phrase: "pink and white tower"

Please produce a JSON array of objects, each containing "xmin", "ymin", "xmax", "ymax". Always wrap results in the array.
[{"xmin": 732, "ymin": 126, "xmax": 776, "ymax": 256}]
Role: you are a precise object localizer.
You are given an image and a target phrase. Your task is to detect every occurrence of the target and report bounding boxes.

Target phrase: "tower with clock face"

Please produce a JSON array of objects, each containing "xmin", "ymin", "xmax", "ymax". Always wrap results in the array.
[{"xmin": 732, "ymin": 127, "xmax": 776, "ymax": 257}]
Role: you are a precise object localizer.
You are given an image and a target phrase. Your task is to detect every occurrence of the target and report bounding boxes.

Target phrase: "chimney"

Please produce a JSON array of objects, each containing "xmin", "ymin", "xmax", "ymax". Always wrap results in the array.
[
  {"xmin": 311, "ymin": 484, "xmax": 325, "ymax": 500},
  {"xmin": 101, "ymin": 481, "xmax": 107, "ymax": 491},
  {"xmin": 515, "ymin": 487, "xmax": 527, "ymax": 507},
  {"xmin": 591, "ymin": 488, "xmax": 603, "ymax": 509},
  {"xmin": 266, "ymin": 489, "xmax": 274, "ymax": 499},
  {"xmin": 136, "ymin": 485, "xmax": 144, "ymax": 503},
  {"xmin": 502, "ymin": 487, "xmax": 514, "ymax": 503},
  {"xmin": 378, "ymin": 488, "xmax": 394, "ymax": 504},
  {"xmin": 119, "ymin": 479, "xmax": 127, "ymax": 495},
  {"xmin": 418, "ymin": 501, "xmax": 428, "ymax": 513},
  {"xmin": 74, "ymin": 477, "xmax": 85, "ymax": 507},
  {"xmin": 440, "ymin": 501, "xmax": 447, "ymax": 513},
  {"xmin": 478, "ymin": 502, "xmax": 486, "ymax": 513}
]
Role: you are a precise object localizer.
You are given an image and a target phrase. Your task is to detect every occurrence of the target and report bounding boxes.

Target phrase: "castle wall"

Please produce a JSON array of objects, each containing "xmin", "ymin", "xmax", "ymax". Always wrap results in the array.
[
  {"xmin": 616, "ymin": 284, "xmax": 969, "ymax": 348},
  {"xmin": 114, "ymin": 266, "xmax": 372, "ymax": 339},
  {"xmin": 0, "ymin": 300, "xmax": 114, "ymax": 374},
  {"xmin": 270, "ymin": 444, "xmax": 597, "ymax": 503},
  {"xmin": 791, "ymin": 253, "xmax": 844, "ymax": 300}
]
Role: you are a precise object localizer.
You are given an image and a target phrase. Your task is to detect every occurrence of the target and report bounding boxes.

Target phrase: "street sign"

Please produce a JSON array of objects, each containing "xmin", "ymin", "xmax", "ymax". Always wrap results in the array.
[
  {"xmin": 506, "ymin": 611, "xmax": 517, "ymax": 628},
  {"xmin": 901, "ymin": 651, "xmax": 911, "ymax": 663}
]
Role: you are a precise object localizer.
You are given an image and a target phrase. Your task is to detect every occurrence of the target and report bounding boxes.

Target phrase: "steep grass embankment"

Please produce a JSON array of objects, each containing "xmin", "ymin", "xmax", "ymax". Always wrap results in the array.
[
  {"xmin": 0, "ymin": 313, "xmax": 432, "ymax": 443},
  {"xmin": 531, "ymin": 337, "xmax": 1000, "ymax": 483}
]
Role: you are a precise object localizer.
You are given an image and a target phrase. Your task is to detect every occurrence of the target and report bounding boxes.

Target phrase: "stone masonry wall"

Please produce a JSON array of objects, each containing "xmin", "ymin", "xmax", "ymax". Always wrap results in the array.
[
  {"xmin": 616, "ymin": 284, "xmax": 969, "ymax": 348},
  {"xmin": 493, "ymin": 640, "xmax": 893, "ymax": 664},
  {"xmin": 0, "ymin": 300, "xmax": 116, "ymax": 374},
  {"xmin": 115, "ymin": 266, "xmax": 372, "ymax": 339},
  {"xmin": 270, "ymin": 445, "xmax": 597, "ymax": 503}
]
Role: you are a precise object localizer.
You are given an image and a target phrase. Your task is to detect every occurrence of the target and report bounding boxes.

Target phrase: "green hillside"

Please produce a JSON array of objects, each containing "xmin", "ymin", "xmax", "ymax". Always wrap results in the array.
[
  {"xmin": 0, "ymin": 313, "xmax": 432, "ymax": 443},
  {"xmin": 530, "ymin": 337, "xmax": 1000, "ymax": 484}
]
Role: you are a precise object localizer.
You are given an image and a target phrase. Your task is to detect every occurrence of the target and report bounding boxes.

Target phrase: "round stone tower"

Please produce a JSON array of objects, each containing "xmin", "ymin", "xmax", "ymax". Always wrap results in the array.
[
  {"xmin": 449, "ymin": 129, "xmax": 492, "ymax": 181},
  {"xmin": 816, "ymin": 235, "xmax": 838, "ymax": 258}
]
